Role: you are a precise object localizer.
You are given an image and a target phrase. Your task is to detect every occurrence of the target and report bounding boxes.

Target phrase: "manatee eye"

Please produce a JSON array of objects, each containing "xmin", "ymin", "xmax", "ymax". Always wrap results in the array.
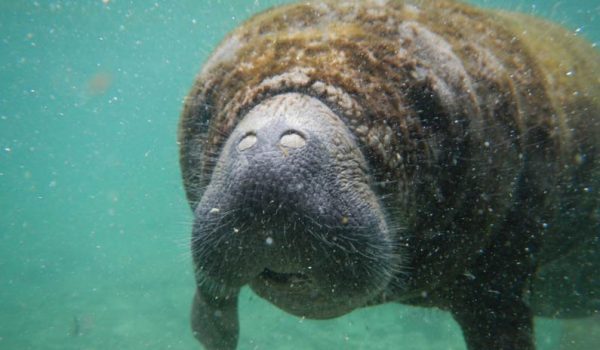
[
  {"xmin": 237, "ymin": 132, "xmax": 257, "ymax": 151},
  {"xmin": 279, "ymin": 130, "xmax": 306, "ymax": 149}
]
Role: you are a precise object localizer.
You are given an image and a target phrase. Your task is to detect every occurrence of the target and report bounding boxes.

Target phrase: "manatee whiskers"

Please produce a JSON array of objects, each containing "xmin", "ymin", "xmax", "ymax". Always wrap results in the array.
[
  {"xmin": 171, "ymin": 213, "xmax": 204, "ymax": 257},
  {"xmin": 303, "ymin": 217, "xmax": 404, "ymax": 280},
  {"xmin": 190, "ymin": 208, "xmax": 242, "ymax": 258},
  {"xmin": 316, "ymin": 236, "xmax": 400, "ymax": 295}
]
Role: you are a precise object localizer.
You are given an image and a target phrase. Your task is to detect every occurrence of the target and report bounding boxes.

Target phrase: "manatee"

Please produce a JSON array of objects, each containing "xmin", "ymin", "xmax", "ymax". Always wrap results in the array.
[{"xmin": 178, "ymin": 0, "xmax": 600, "ymax": 348}]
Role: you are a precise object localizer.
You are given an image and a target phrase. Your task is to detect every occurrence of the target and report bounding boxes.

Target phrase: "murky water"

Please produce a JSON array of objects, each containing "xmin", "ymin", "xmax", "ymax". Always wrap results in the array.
[{"xmin": 1, "ymin": 1, "xmax": 598, "ymax": 349}]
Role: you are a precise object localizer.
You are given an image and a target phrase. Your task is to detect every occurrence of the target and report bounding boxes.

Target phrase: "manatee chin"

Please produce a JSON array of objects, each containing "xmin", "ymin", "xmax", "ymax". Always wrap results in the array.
[{"xmin": 191, "ymin": 93, "xmax": 402, "ymax": 318}]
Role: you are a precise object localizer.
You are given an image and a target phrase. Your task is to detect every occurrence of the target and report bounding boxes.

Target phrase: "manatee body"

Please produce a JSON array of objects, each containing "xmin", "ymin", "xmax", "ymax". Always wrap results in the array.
[{"xmin": 178, "ymin": 0, "xmax": 600, "ymax": 349}]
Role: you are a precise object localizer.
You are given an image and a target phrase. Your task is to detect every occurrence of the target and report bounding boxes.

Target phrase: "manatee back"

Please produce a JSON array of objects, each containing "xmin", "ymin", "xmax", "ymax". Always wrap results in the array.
[{"xmin": 493, "ymin": 11, "xmax": 600, "ymax": 318}]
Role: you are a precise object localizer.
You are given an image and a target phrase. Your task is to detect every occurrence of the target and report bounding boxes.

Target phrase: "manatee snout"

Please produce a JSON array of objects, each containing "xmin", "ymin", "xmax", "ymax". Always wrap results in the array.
[{"xmin": 191, "ymin": 93, "xmax": 400, "ymax": 317}]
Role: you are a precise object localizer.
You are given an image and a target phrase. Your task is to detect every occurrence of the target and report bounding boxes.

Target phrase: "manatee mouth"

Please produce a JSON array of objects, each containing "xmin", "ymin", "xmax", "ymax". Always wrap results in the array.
[{"xmin": 259, "ymin": 268, "xmax": 309, "ymax": 285}]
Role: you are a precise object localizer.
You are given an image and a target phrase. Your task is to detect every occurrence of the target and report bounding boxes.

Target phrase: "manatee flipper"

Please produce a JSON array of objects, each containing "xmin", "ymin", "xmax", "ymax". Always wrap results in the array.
[
  {"xmin": 448, "ymin": 205, "xmax": 539, "ymax": 350},
  {"xmin": 191, "ymin": 288, "xmax": 240, "ymax": 350},
  {"xmin": 451, "ymin": 297, "xmax": 533, "ymax": 350}
]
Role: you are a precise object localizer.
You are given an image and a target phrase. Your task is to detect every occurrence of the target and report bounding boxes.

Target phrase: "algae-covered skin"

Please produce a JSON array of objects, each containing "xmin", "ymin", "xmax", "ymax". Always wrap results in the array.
[{"xmin": 178, "ymin": 0, "xmax": 600, "ymax": 349}]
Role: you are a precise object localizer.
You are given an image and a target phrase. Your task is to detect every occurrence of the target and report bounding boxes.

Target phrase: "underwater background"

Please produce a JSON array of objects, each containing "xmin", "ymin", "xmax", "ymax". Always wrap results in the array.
[{"xmin": 1, "ymin": 0, "xmax": 598, "ymax": 349}]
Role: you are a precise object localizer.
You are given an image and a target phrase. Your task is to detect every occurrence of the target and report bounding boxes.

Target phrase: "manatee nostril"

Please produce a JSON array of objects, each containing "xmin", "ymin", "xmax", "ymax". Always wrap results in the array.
[
  {"xmin": 238, "ymin": 133, "xmax": 257, "ymax": 151},
  {"xmin": 279, "ymin": 130, "xmax": 306, "ymax": 149}
]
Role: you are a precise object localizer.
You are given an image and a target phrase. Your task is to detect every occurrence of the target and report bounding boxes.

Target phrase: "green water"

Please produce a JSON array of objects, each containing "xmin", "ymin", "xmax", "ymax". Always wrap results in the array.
[{"xmin": 1, "ymin": 1, "xmax": 598, "ymax": 349}]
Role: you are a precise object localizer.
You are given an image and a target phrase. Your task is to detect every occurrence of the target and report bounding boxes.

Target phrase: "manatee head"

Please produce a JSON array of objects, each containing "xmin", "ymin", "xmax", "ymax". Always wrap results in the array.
[{"xmin": 189, "ymin": 92, "xmax": 402, "ymax": 318}]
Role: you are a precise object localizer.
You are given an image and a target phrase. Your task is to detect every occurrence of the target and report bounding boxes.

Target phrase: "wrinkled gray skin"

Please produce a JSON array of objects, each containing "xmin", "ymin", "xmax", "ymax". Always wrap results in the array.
[{"xmin": 190, "ymin": 94, "xmax": 401, "ymax": 349}]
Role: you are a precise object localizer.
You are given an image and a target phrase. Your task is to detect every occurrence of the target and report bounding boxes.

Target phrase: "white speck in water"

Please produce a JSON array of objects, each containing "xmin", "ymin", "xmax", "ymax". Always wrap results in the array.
[
  {"xmin": 542, "ymin": 223, "xmax": 549, "ymax": 229},
  {"xmin": 463, "ymin": 271, "xmax": 476, "ymax": 280},
  {"xmin": 484, "ymin": 141, "xmax": 490, "ymax": 147},
  {"xmin": 233, "ymin": 227, "xmax": 239, "ymax": 233},
  {"xmin": 265, "ymin": 237, "xmax": 273, "ymax": 245},
  {"xmin": 213, "ymin": 310, "xmax": 223, "ymax": 318},
  {"xmin": 566, "ymin": 71, "xmax": 574, "ymax": 77},
  {"xmin": 209, "ymin": 208, "xmax": 220, "ymax": 214}
]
